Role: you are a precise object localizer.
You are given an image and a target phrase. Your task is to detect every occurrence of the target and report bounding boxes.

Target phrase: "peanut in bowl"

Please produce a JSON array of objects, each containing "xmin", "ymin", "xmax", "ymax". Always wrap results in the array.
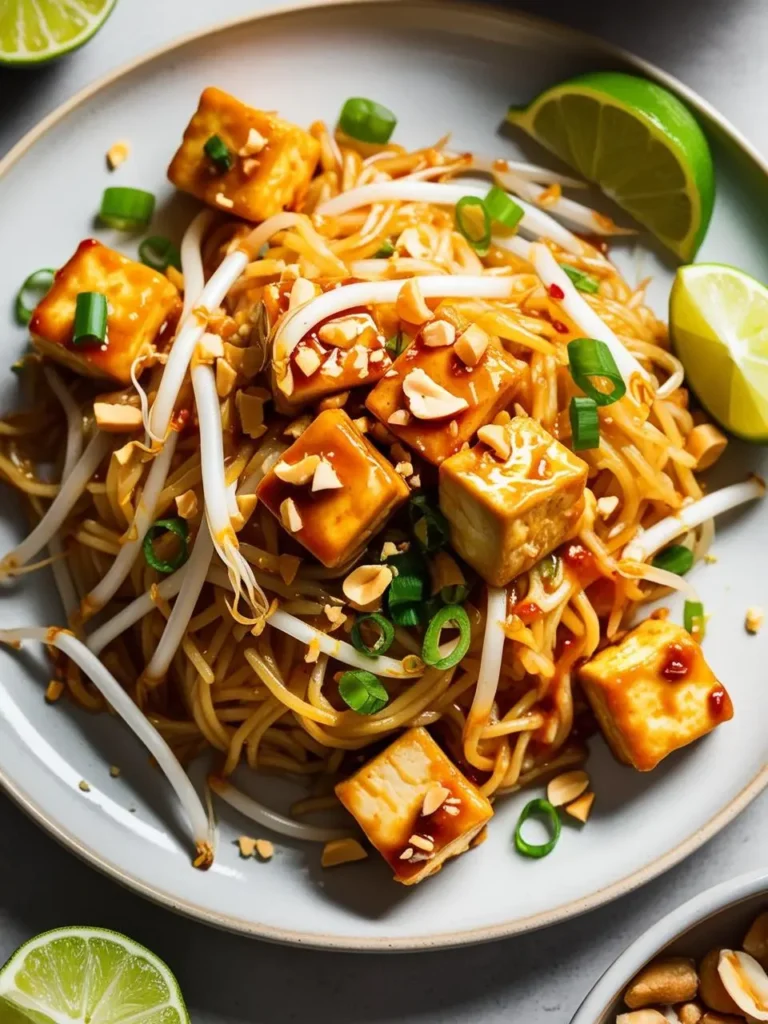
[{"xmin": 572, "ymin": 870, "xmax": 768, "ymax": 1024}]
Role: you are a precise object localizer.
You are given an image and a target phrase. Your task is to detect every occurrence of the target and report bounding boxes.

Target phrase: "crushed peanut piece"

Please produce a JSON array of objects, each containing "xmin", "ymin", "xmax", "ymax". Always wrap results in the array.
[
  {"xmin": 745, "ymin": 607, "xmax": 764, "ymax": 634},
  {"xmin": 215, "ymin": 192, "xmax": 234, "ymax": 209},
  {"xmin": 198, "ymin": 331, "xmax": 224, "ymax": 361},
  {"xmin": 399, "ymin": 847, "xmax": 415, "ymax": 861},
  {"xmin": 547, "ymin": 769, "xmax": 590, "ymax": 808},
  {"xmin": 78, "ymin": 780, "xmax": 91, "ymax": 793},
  {"xmin": 323, "ymin": 604, "xmax": 347, "ymax": 631},
  {"xmin": 408, "ymin": 834, "xmax": 435, "ymax": 853},
  {"xmin": 280, "ymin": 498, "xmax": 303, "ymax": 533},
  {"xmin": 402, "ymin": 368, "xmax": 468, "ymax": 421},
  {"xmin": 318, "ymin": 314, "xmax": 375, "ymax": 349},
  {"xmin": 175, "ymin": 489, "xmax": 199, "ymax": 520},
  {"xmin": 477, "ymin": 423, "xmax": 511, "ymax": 461},
  {"xmin": 239, "ymin": 127, "xmax": 268, "ymax": 156},
  {"xmin": 255, "ymin": 839, "xmax": 274, "ymax": 860},
  {"xmin": 395, "ymin": 461, "xmax": 414, "ymax": 478},
  {"xmin": 284, "ymin": 415, "xmax": 312, "ymax": 439},
  {"xmin": 454, "ymin": 323, "xmax": 489, "ymax": 366},
  {"xmin": 321, "ymin": 838, "xmax": 368, "ymax": 868},
  {"xmin": 236, "ymin": 388, "xmax": 270, "ymax": 439},
  {"xmin": 396, "ymin": 279, "xmax": 434, "ymax": 325},
  {"xmin": 106, "ymin": 140, "xmax": 130, "ymax": 170},
  {"xmin": 343, "ymin": 564, "xmax": 393, "ymax": 607},
  {"xmin": 295, "ymin": 346, "xmax": 322, "ymax": 377},
  {"xmin": 216, "ymin": 358, "xmax": 238, "ymax": 397},
  {"xmin": 109, "ymin": 765, "xmax": 121, "ymax": 778},
  {"xmin": 422, "ymin": 784, "xmax": 451, "ymax": 817},
  {"xmin": 565, "ymin": 791, "xmax": 595, "ymax": 823},
  {"xmin": 274, "ymin": 454, "xmax": 321, "ymax": 486},
  {"xmin": 443, "ymin": 804, "xmax": 460, "ymax": 816},
  {"xmin": 237, "ymin": 836, "xmax": 257, "ymax": 858},
  {"xmin": 704, "ymin": 553, "xmax": 718, "ymax": 565},
  {"xmin": 93, "ymin": 403, "xmax": 143, "ymax": 433},
  {"xmin": 422, "ymin": 319, "xmax": 456, "ymax": 348},
  {"xmin": 387, "ymin": 409, "xmax": 411, "ymax": 426},
  {"xmin": 409, "ymin": 474, "xmax": 421, "ymax": 488},
  {"xmin": 380, "ymin": 541, "xmax": 399, "ymax": 560},
  {"xmin": 289, "ymin": 277, "xmax": 317, "ymax": 309},
  {"xmin": 312, "ymin": 458, "xmax": 342, "ymax": 492},
  {"xmin": 596, "ymin": 495, "xmax": 619, "ymax": 518}
]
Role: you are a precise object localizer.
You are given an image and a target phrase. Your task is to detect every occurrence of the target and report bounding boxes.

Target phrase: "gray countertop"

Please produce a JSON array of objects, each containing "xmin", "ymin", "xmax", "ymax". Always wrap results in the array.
[{"xmin": 1, "ymin": 2, "xmax": 766, "ymax": 1021}]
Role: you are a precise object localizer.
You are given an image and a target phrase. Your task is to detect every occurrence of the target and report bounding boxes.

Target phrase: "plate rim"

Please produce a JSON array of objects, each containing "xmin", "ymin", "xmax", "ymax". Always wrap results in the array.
[{"xmin": 1, "ymin": 0, "xmax": 766, "ymax": 952}]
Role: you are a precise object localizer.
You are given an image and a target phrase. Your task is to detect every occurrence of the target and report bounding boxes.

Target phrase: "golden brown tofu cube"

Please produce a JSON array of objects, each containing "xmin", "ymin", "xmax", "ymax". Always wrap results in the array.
[
  {"xmin": 257, "ymin": 409, "xmax": 409, "ymax": 568},
  {"xmin": 167, "ymin": 87, "xmax": 320, "ymax": 222},
  {"xmin": 336, "ymin": 727, "xmax": 493, "ymax": 885},
  {"xmin": 276, "ymin": 310, "xmax": 394, "ymax": 410},
  {"xmin": 365, "ymin": 334, "xmax": 525, "ymax": 465},
  {"xmin": 578, "ymin": 617, "xmax": 734, "ymax": 771},
  {"xmin": 438, "ymin": 416, "xmax": 587, "ymax": 586},
  {"xmin": 29, "ymin": 240, "xmax": 179, "ymax": 385}
]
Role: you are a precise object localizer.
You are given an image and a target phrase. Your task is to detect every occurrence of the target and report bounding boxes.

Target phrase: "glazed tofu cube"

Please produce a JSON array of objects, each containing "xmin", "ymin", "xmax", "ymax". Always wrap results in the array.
[
  {"xmin": 29, "ymin": 240, "xmax": 179, "ymax": 385},
  {"xmin": 438, "ymin": 416, "xmax": 587, "ymax": 586},
  {"xmin": 336, "ymin": 727, "xmax": 493, "ymax": 885},
  {"xmin": 167, "ymin": 87, "xmax": 320, "ymax": 222},
  {"xmin": 365, "ymin": 332, "xmax": 525, "ymax": 465},
  {"xmin": 578, "ymin": 617, "xmax": 733, "ymax": 771},
  {"xmin": 257, "ymin": 409, "xmax": 409, "ymax": 567},
  {"xmin": 276, "ymin": 310, "xmax": 394, "ymax": 410}
]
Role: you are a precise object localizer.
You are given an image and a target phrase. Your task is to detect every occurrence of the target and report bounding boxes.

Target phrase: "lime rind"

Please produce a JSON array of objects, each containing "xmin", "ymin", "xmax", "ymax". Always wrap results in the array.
[
  {"xmin": 508, "ymin": 71, "xmax": 715, "ymax": 261},
  {"xmin": 0, "ymin": 926, "xmax": 189, "ymax": 1024},
  {"xmin": 0, "ymin": 0, "xmax": 117, "ymax": 66},
  {"xmin": 670, "ymin": 262, "xmax": 768, "ymax": 443}
]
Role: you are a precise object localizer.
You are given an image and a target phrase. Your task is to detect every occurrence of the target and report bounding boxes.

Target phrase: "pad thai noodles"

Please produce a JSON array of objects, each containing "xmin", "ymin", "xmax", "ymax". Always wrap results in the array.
[{"xmin": 0, "ymin": 85, "xmax": 762, "ymax": 883}]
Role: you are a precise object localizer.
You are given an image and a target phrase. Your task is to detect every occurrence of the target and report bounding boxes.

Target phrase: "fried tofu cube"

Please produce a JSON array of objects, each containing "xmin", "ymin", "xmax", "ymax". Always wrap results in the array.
[
  {"xmin": 257, "ymin": 409, "xmax": 409, "ymax": 567},
  {"xmin": 438, "ymin": 416, "xmax": 587, "ymax": 586},
  {"xmin": 578, "ymin": 618, "xmax": 734, "ymax": 771},
  {"xmin": 167, "ymin": 87, "xmax": 320, "ymax": 222},
  {"xmin": 365, "ymin": 332, "xmax": 525, "ymax": 465},
  {"xmin": 29, "ymin": 240, "xmax": 179, "ymax": 385},
  {"xmin": 336, "ymin": 727, "xmax": 493, "ymax": 885},
  {"xmin": 276, "ymin": 310, "xmax": 394, "ymax": 410}
]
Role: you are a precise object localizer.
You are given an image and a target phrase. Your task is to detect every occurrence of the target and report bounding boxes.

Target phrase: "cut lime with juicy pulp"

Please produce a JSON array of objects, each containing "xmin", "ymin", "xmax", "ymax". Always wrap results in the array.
[
  {"xmin": 508, "ymin": 71, "xmax": 715, "ymax": 261},
  {"xmin": 0, "ymin": 926, "xmax": 189, "ymax": 1024},
  {"xmin": 670, "ymin": 264, "xmax": 768, "ymax": 442},
  {"xmin": 0, "ymin": 0, "xmax": 117, "ymax": 66}
]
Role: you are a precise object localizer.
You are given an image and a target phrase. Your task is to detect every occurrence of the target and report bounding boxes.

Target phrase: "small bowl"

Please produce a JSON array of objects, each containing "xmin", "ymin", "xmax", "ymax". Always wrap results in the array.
[{"xmin": 571, "ymin": 868, "xmax": 768, "ymax": 1023}]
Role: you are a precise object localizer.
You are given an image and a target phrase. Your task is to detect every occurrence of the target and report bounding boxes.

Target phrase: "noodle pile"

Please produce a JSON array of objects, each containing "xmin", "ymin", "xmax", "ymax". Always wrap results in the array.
[{"xmin": 0, "ymin": 122, "xmax": 744, "ymax": 847}]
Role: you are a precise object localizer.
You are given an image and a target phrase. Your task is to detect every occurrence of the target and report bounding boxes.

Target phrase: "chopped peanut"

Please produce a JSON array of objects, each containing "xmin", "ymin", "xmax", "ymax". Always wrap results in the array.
[
  {"xmin": 745, "ymin": 607, "xmax": 764, "ymax": 634},
  {"xmin": 454, "ymin": 323, "xmax": 489, "ymax": 366},
  {"xmin": 106, "ymin": 140, "xmax": 130, "ymax": 170},
  {"xmin": 402, "ymin": 368, "xmax": 468, "ymax": 420},
  {"xmin": 422, "ymin": 320, "xmax": 456, "ymax": 348},
  {"xmin": 321, "ymin": 838, "xmax": 368, "ymax": 868},
  {"xmin": 547, "ymin": 770, "xmax": 589, "ymax": 808},
  {"xmin": 237, "ymin": 836, "xmax": 257, "ymax": 857},
  {"xmin": 565, "ymin": 791, "xmax": 595, "ymax": 823},
  {"xmin": 216, "ymin": 358, "xmax": 238, "ymax": 397},
  {"xmin": 396, "ymin": 279, "xmax": 433, "ymax": 325},
  {"xmin": 343, "ymin": 564, "xmax": 393, "ymax": 607},
  {"xmin": 255, "ymin": 839, "xmax": 274, "ymax": 860},
  {"xmin": 280, "ymin": 498, "xmax": 303, "ymax": 533},
  {"xmin": 93, "ymin": 402, "xmax": 143, "ymax": 433},
  {"xmin": 175, "ymin": 489, "xmax": 199, "ymax": 520},
  {"xmin": 274, "ymin": 454, "xmax": 321, "ymax": 485}
]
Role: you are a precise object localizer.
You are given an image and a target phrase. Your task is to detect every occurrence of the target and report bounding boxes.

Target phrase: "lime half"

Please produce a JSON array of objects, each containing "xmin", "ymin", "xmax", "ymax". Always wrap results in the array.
[
  {"xmin": 670, "ymin": 263, "xmax": 768, "ymax": 442},
  {"xmin": 0, "ymin": 926, "xmax": 189, "ymax": 1024},
  {"xmin": 0, "ymin": 0, "xmax": 117, "ymax": 66},
  {"xmin": 508, "ymin": 71, "xmax": 715, "ymax": 261}
]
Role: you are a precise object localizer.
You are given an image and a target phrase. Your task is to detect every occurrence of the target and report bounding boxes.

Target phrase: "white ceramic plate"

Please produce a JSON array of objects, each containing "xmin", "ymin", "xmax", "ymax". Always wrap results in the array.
[
  {"xmin": 0, "ymin": 0, "xmax": 766, "ymax": 951},
  {"xmin": 572, "ymin": 868, "xmax": 768, "ymax": 1023}
]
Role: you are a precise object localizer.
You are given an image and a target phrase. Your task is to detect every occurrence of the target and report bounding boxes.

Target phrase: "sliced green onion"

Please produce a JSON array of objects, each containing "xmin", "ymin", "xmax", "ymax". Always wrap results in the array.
[
  {"xmin": 204, "ymin": 134, "xmax": 234, "ymax": 173},
  {"xmin": 142, "ymin": 517, "xmax": 189, "ymax": 574},
  {"xmin": 139, "ymin": 236, "xmax": 181, "ymax": 272},
  {"xmin": 484, "ymin": 186, "xmax": 524, "ymax": 230},
  {"xmin": 408, "ymin": 494, "xmax": 449, "ymax": 552},
  {"xmin": 99, "ymin": 187, "xmax": 156, "ymax": 230},
  {"xmin": 441, "ymin": 583, "xmax": 469, "ymax": 605},
  {"xmin": 569, "ymin": 396, "xmax": 599, "ymax": 451},
  {"xmin": 422, "ymin": 604, "xmax": 471, "ymax": 670},
  {"xmin": 374, "ymin": 239, "xmax": 395, "ymax": 258},
  {"xmin": 351, "ymin": 613, "xmax": 395, "ymax": 658},
  {"xmin": 568, "ymin": 338, "xmax": 626, "ymax": 406},
  {"xmin": 514, "ymin": 798, "xmax": 561, "ymax": 859},
  {"xmin": 385, "ymin": 330, "xmax": 407, "ymax": 356},
  {"xmin": 339, "ymin": 97, "xmax": 397, "ymax": 144},
  {"xmin": 652, "ymin": 544, "xmax": 694, "ymax": 576},
  {"xmin": 338, "ymin": 670, "xmax": 389, "ymax": 715},
  {"xmin": 684, "ymin": 600, "xmax": 706, "ymax": 639},
  {"xmin": 562, "ymin": 264, "xmax": 599, "ymax": 294},
  {"xmin": 387, "ymin": 574, "xmax": 424, "ymax": 608},
  {"xmin": 455, "ymin": 195, "xmax": 492, "ymax": 256},
  {"xmin": 72, "ymin": 292, "xmax": 108, "ymax": 347},
  {"xmin": 386, "ymin": 550, "xmax": 428, "ymax": 628},
  {"xmin": 538, "ymin": 553, "xmax": 560, "ymax": 581},
  {"xmin": 15, "ymin": 268, "xmax": 55, "ymax": 326},
  {"xmin": 390, "ymin": 603, "xmax": 423, "ymax": 627}
]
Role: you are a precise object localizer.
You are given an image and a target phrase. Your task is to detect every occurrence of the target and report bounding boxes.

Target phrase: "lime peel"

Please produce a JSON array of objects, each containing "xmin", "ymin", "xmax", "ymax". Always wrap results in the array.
[{"xmin": 0, "ymin": 0, "xmax": 118, "ymax": 66}]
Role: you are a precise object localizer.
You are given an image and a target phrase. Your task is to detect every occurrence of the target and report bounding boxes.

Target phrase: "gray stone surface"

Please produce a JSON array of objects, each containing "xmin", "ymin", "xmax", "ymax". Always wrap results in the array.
[{"xmin": 1, "ymin": 2, "xmax": 766, "ymax": 1021}]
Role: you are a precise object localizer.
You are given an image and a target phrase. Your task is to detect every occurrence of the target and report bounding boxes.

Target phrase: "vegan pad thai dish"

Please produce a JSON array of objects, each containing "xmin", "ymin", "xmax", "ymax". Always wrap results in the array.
[{"xmin": 1, "ymin": 72, "xmax": 764, "ymax": 884}]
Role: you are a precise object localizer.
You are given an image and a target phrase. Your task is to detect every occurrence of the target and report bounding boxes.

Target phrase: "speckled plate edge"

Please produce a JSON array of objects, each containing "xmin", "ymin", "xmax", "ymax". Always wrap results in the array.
[{"xmin": 0, "ymin": 0, "xmax": 766, "ymax": 951}]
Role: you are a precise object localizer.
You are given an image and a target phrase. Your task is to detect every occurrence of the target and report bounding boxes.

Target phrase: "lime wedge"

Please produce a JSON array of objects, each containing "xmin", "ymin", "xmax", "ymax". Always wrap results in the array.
[
  {"xmin": 508, "ymin": 71, "xmax": 715, "ymax": 261},
  {"xmin": 0, "ymin": 0, "xmax": 117, "ymax": 66},
  {"xmin": 670, "ymin": 263, "xmax": 768, "ymax": 442},
  {"xmin": 0, "ymin": 926, "xmax": 189, "ymax": 1024}
]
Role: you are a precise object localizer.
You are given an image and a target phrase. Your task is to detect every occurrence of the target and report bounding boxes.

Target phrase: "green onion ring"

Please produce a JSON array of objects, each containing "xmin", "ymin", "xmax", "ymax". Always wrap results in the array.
[
  {"xmin": 15, "ymin": 268, "xmax": 56, "ymax": 326},
  {"xmin": 99, "ymin": 187, "xmax": 156, "ymax": 231},
  {"xmin": 139, "ymin": 236, "xmax": 182, "ymax": 272},
  {"xmin": 338, "ymin": 670, "xmax": 389, "ymax": 715},
  {"xmin": 569, "ymin": 396, "xmax": 600, "ymax": 451},
  {"xmin": 484, "ymin": 186, "xmax": 524, "ymax": 230},
  {"xmin": 652, "ymin": 544, "xmax": 694, "ymax": 576},
  {"xmin": 350, "ymin": 613, "xmax": 395, "ymax": 658},
  {"xmin": 142, "ymin": 518, "xmax": 189, "ymax": 574},
  {"xmin": 422, "ymin": 603, "xmax": 471, "ymax": 670},
  {"xmin": 455, "ymin": 195, "xmax": 492, "ymax": 255},
  {"xmin": 514, "ymin": 798, "xmax": 561, "ymax": 859},
  {"xmin": 567, "ymin": 337, "xmax": 626, "ymax": 406}
]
